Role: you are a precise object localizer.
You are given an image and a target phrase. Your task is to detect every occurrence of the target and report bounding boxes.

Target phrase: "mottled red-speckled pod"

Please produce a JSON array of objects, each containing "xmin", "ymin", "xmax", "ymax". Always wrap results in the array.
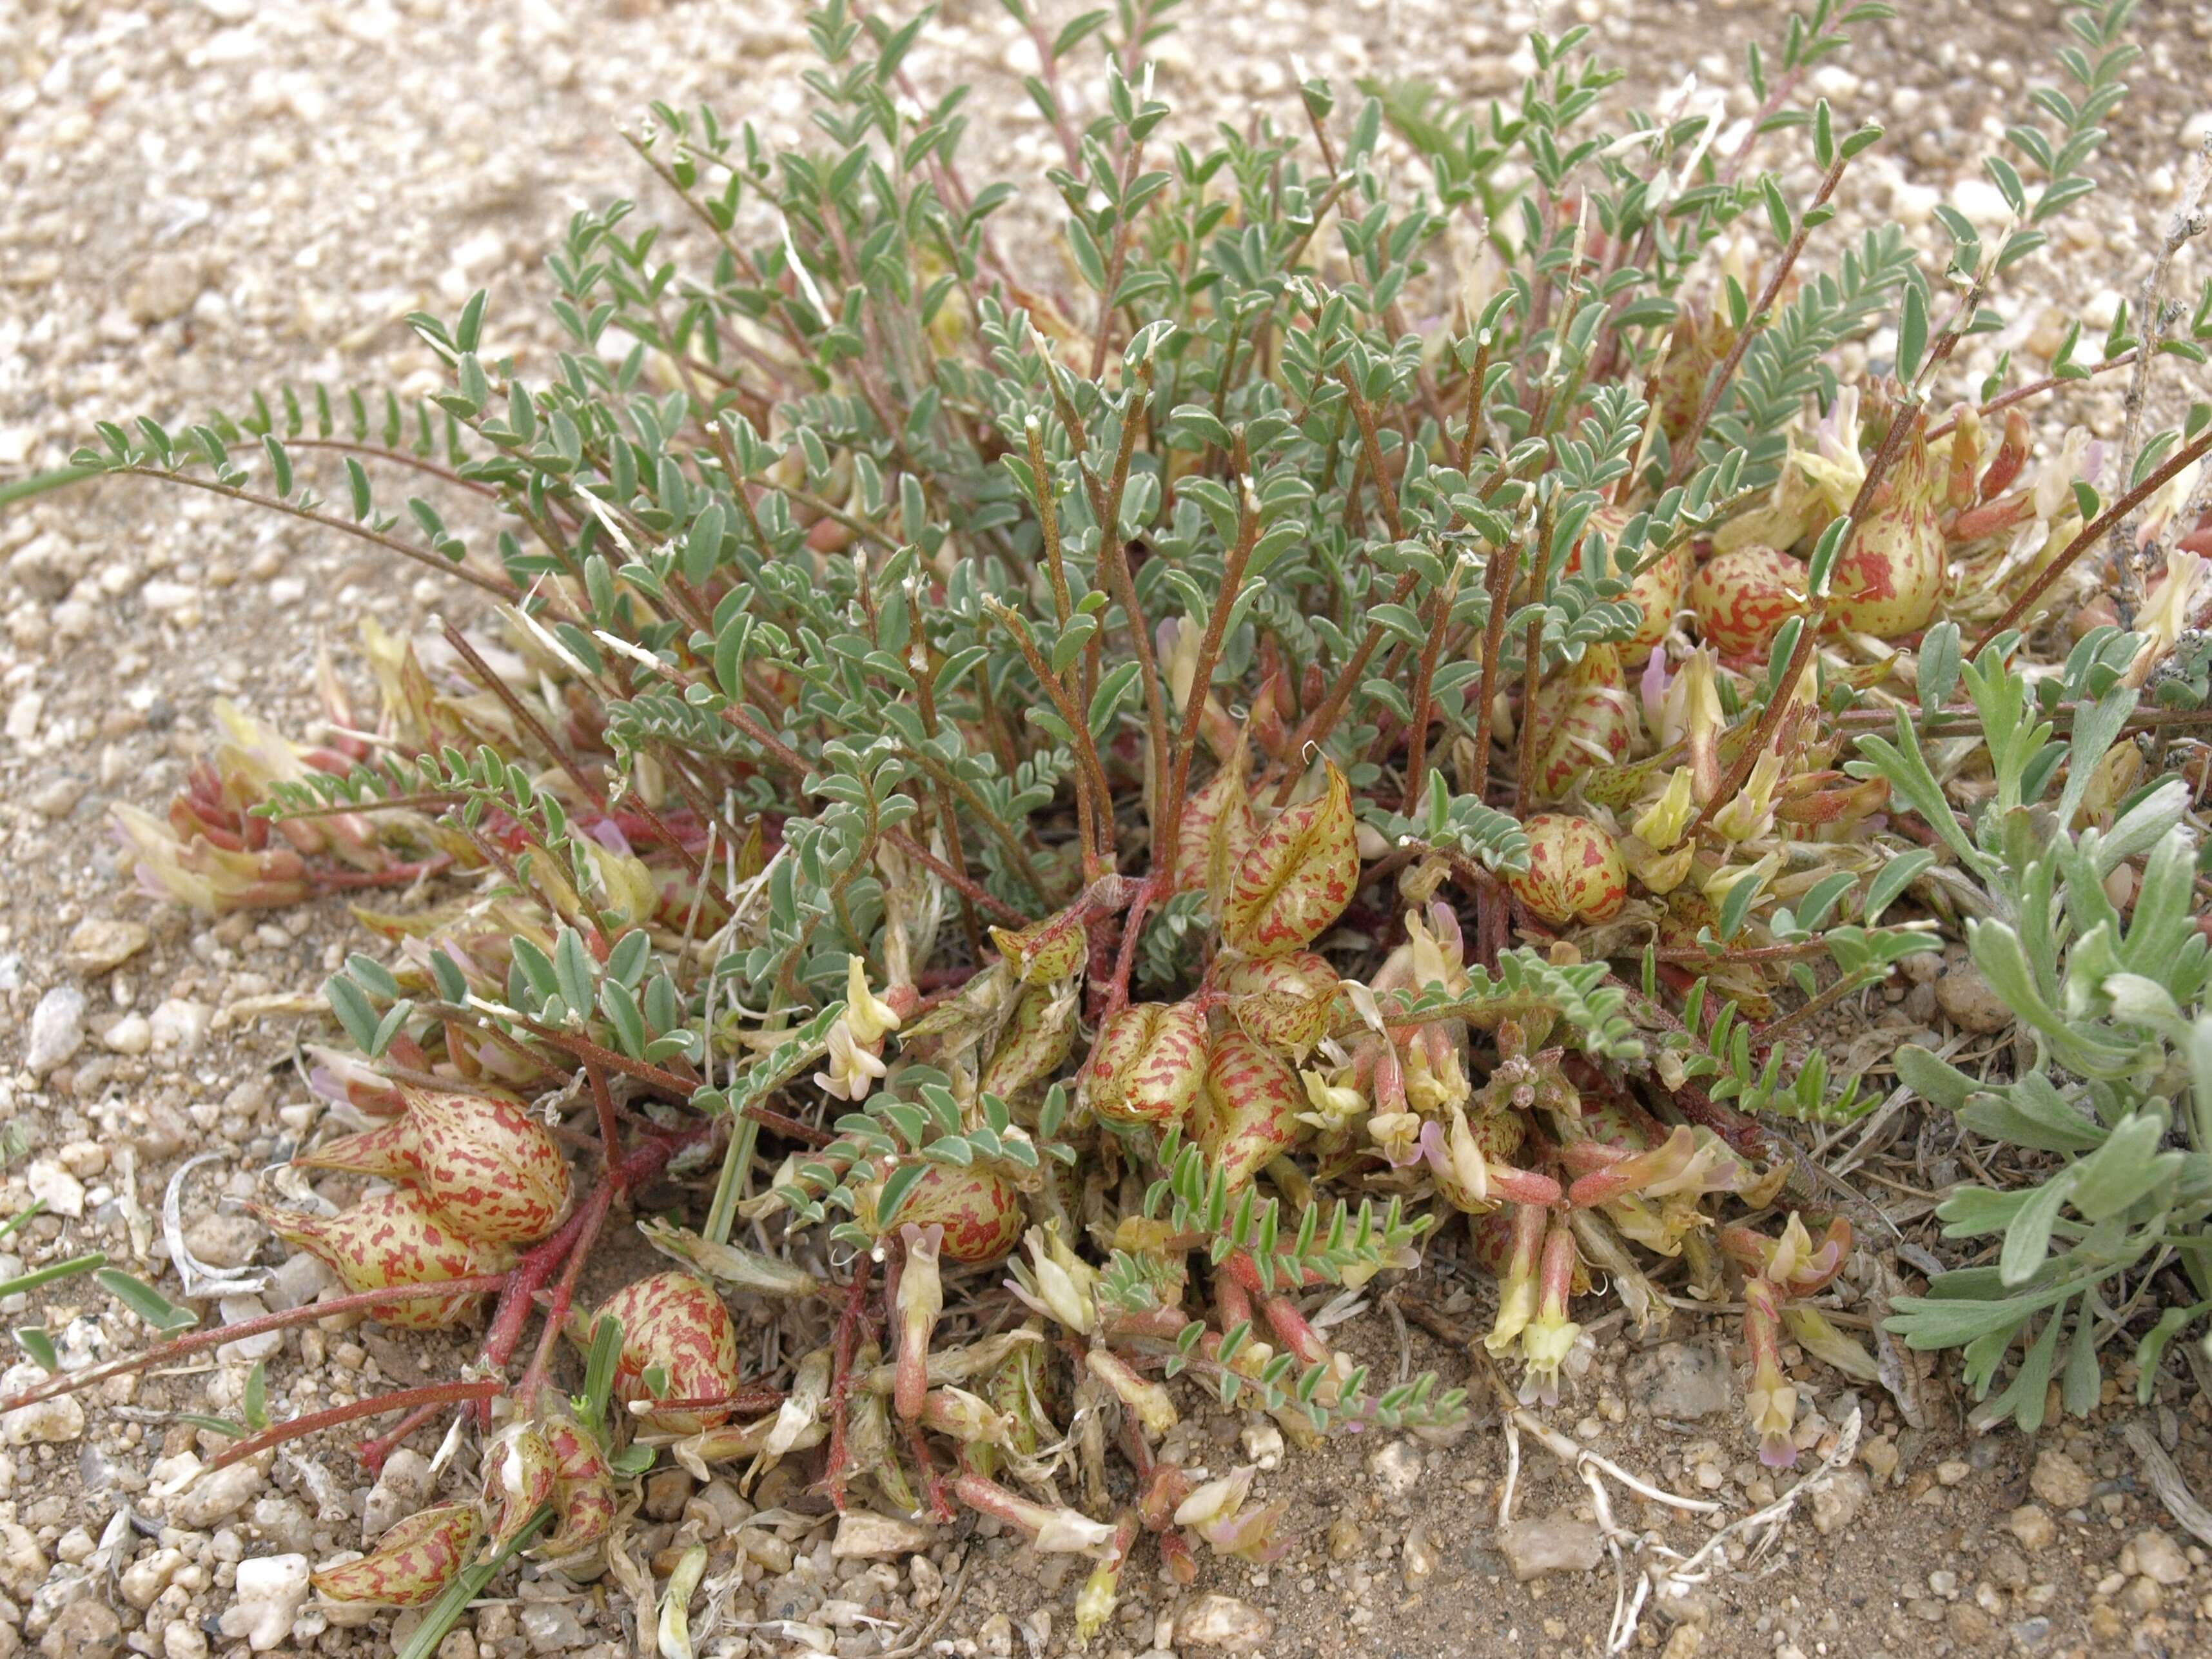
[
  {"xmin": 1690, "ymin": 545, "xmax": 1806, "ymax": 659},
  {"xmin": 1173, "ymin": 760, "xmax": 1257, "ymax": 892},
  {"xmin": 540, "ymin": 1409, "xmax": 616, "ymax": 1558},
  {"xmin": 1220, "ymin": 761, "xmax": 1358, "ymax": 959},
  {"xmin": 1087, "ymin": 1001, "xmax": 1209, "ymax": 1130},
  {"xmin": 990, "ymin": 914, "xmax": 1089, "ymax": 985},
  {"xmin": 1215, "ymin": 952, "xmax": 1338, "ymax": 1059},
  {"xmin": 978, "ymin": 982, "xmax": 1079, "ymax": 1100},
  {"xmin": 481, "ymin": 1420, "xmax": 556, "ymax": 1549},
  {"xmin": 1527, "ymin": 647, "xmax": 1635, "ymax": 798},
  {"xmin": 311, "ymin": 1502, "xmax": 481, "ymax": 1607},
  {"xmin": 296, "ymin": 1085, "xmax": 571, "ymax": 1246},
  {"xmin": 250, "ymin": 1186, "xmax": 507, "ymax": 1329},
  {"xmin": 1199, "ymin": 1030, "xmax": 1304, "ymax": 1191},
  {"xmin": 1508, "ymin": 813, "xmax": 1628, "ymax": 927},
  {"xmin": 1565, "ymin": 506, "xmax": 1688, "ymax": 662},
  {"xmin": 1829, "ymin": 431, "xmax": 1944, "ymax": 638},
  {"xmin": 592, "ymin": 1270, "xmax": 743, "ymax": 1434},
  {"xmin": 881, "ymin": 1165, "xmax": 1025, "ymax": 1265}
]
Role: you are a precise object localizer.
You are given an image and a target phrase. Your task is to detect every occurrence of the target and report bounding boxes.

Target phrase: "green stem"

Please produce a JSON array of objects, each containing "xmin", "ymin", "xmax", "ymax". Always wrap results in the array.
[{"xmin": 0, "ymin": 466, "xmax": 97, "ymax": 510}]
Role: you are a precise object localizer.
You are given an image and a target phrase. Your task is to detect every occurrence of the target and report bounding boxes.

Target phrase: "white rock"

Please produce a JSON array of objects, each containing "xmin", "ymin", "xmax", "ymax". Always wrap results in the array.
[
  {"xmin": 63, "ymin": 918, "xmax": 150, "ymax": 976},
  {"xmin": 103, "ymin": 1014, "xmax": 152, "ymax": 1056},
  {"xmin": 830, "ymin": 1511, "xmax": 937, "ymax": 1558},
  {"xmin": 218, "ymin": 1552, "xmax": 309, "ymax": 1651},
  {"xmin": 1176, "ymin": 1593, "xmax": 1274, "ymax": 1651},
  {"xmin": 1498, "ymin": 1515, "xmax": 1603, "ymax": 1579},
  {"xmin": 1950, "ymin": 177, "xmax": 2014, "ymax": 229},
  {"xmin": 148, "ymin": 998, "xmax": 213, "ymax": 1058},
  {"xmin": 216, "ymin": 1295, "xmax": 282, "ymax": 1364},
  {"xmin": 166, "ymin": 1459, "xmax": 266, "ymax": 1527},
  {"xmin": 362, "ymin": 1448, "xmax": 433, "ymax": 1543},
  {"xmin": 2126, "ymin": 1528, "xmax": 2190, "ymax": 1587},
  {"xmin": 26, "ymin": 985, "xmax": 86, "ymax": 1075},
  {"xmin": 0, "ymin": 1362, "xmax": 83, "ymax": 1445},
  {"xmin": 1366, "ymin": 1438, "xmax": 1422, "ymax": 1497},
  {"xmin": 25, "ymin": 1159, "xmax": 86, "ymax": 1219}
]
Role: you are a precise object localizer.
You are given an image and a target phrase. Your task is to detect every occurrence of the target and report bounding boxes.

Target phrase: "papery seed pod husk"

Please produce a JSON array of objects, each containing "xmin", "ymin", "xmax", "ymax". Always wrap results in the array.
[
  {"xmin": 591, "ymin": 1270, "xmax": 743, "ymax": 1433},
  {"xmin": 1086, "ymin": 1000, "xmax": 1208, "ymax": 1130},
  {"xmin": 1198, "ymin": 1030, "xmax": 1306, "ymax": 1192},
  {"xmin": 990, "ymin": 913, "xmax": 1088, "ymax": 985},
  {"xmin": 311, "ymin": 1502, "xmax": 481, "ymax": 1607},
  {"xmin": 539, "ymin": 1411, "xmax": 617, "ymax": 1560},
  {"xmin": 298, "ymin": 1085, "xmax": 572, "ymax": 1246},
  {"xmin": 1220, "ymin": 761, "xmax": 1358, "ymax": 959},
  {"xmin": 249, "ymin": 1187, "xmax": 507, "ymax": 1329},
  {"xmin": 1215, "ymin": 951, "xmax": 1338, "ymax": 1060},
  {"xmin": 482, "ymin": 1421, "xmax": 557, "ymax": 1549},
  {"xmin": 979, "ymin": 981, "xmax": 1079, "ymax": 1100}
]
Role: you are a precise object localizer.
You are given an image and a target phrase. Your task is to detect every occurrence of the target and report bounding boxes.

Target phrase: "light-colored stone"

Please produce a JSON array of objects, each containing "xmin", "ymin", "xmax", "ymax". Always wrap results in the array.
[
  {"xmin": 1627, "ymin": 1340, "xmax": 1730, "ymax": 1420},
  {"xmin": 2126, "ymin": 1529, "xmax": 2190, "ymax": 1587},
  {"xmin": 1936, "ymin": 963, "xmax": 2011, "ymax": 1035},
  {"xmin": 148, "ymin": 997, "xmax": 213, "ymax": 1057},
  {"xmin": 165, "ymin": 1460, "xmax": 266, "ymax": 1527},
  {"xmin": 38, "ymin": 1599, "xmax": 121, "ymax": 1659},
  {"xmin": 1176, "ymin": 1593, "xmax": 1274, "ymax": 1651},
  {"xmin": 1366, "ymin": 1438, "xmax": 1422, "ymax": 1497},
  {"xmin": 24, "ymin": 1161, "xmax": 86, "ymax": 1220},
  {"xmin": 124, "ymin": 254, "xmax": 204, "ymax": 326},
  {"xmin": 1812, "ymin": 1469, "xmax": 1870, "ymax": 1536},
  {"xmin": 217, "ymin": 1553, "xmax": 309, "ymax": 1651},
  {"xmin": 1498, "ymin": 1515, "xmax": 1603, "ymax": 1580},
  {"xmin": 1, "ymin": 1364, "xmax": 83, "ymax": 1446},
  {"xmin": 830, "ymin": 1511, "xmax": 936, "ymax": 1558},
  {"xmin": 61, "ymin": 919, "xmax": 149, "ymax": 976},
  {"xmin": 2006, "ymin": 1504, "xmax": 2057, "ymax": 1551},
  {"xmin": 363, "ymin": 1448, "xmax": 433, "ymax": 1542},
  {"xmin": 2029, "ymin": 1448, "xmax": 2091, "ymax": 1511},
  {"xmin": 26, "ymin": 985, "xmax": 86, "ymax": 1075}
]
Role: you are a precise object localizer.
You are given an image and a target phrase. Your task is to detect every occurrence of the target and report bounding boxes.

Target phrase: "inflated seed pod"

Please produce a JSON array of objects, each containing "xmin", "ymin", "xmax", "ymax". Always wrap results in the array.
[
  {"xmin": 876, "ymin": 1165, "xmax": 1025, "ymax": 1265},
  {"xmin": 1086, "ymin": 1000, "xmax": 1209, "ymax": 1130},
  {"xmin": 1828, "ymin": 431, "xmax": 1944, "ymax": 638},
  {"xmin": 1215, "ymin": 952, "xmax": 1338, "ymax": 1060},
  {"xmin": 1690, "ymin": 545, "xmax": 1806, "ymax": 659},
  {"xmin": 480, "ymin": 1420, "xmax": 557, "ymax": 1549},
  {"xmin": 1507, "ymin": 813, "xmax": 1629, "ymax": 926},
  {"xmin": 295, "ymin": 1085, "xmax": 571, "ymax": 1246},
  {"xmin": 592, "ymin": 1270, "xmax": 743, "ymax": 1434},
  {"xmin": 1198, "ymin": 1030, "xmax": 1305, "ymax": 1192},
  {"xmin": 310, "ymin": 1502, "xmax": 482, "ymax": 1607},
  {"xmin": 249, "ymin": 1186, "xmax": 506, "ymax": 1330}
]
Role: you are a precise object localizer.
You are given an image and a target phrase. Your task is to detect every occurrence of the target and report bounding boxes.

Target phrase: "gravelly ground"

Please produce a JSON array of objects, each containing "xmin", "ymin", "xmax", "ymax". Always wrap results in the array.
[{"xmin": 5, "ymin": 2, "xmax": 2212, "ymax": 1658}]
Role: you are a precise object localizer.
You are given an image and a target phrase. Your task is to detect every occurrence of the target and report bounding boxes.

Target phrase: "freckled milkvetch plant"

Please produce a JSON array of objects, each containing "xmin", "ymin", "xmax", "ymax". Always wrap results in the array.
[{"xmin": 9, "ymin": 0, "xmax": 2212, "ymax": 1640}]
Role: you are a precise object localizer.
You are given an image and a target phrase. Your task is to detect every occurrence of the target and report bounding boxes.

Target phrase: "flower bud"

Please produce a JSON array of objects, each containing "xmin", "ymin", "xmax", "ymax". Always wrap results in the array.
[
  {"xmin": 1008, "ymin": 1223, "xmax": 1097, "ymax": 1335},
  {"xmin": 311, "ymin": 1502, "xmax": 481, "ymax": 1607},
  {"xmin": 1087, "ymin": 1001, "xmax": 1208, "ymax": 1130},
  {"xmin": 250, "ymin": 1187, "xmax": 505, "ymax": 1330},
  {"xmin": 1743, "ymin": 1276, "xmax": 1798, "ymax": 1468},
  {"xmin": 895, "ymin": 1223, "xmax": 945, "ymax": 1420}
]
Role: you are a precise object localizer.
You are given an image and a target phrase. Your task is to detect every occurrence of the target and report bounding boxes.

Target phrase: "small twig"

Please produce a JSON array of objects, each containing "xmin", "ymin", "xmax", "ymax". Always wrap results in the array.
[{"xmin": 2119, "ymin": 1417, "xmax": 2212, "ymax": 1547}]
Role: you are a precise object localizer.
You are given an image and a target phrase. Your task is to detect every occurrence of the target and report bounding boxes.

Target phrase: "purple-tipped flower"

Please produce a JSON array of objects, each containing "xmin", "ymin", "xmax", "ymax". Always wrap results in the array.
[{"xmin": 1743, "ymin": 1276, "xmax": 1798, "ymax": 1468}]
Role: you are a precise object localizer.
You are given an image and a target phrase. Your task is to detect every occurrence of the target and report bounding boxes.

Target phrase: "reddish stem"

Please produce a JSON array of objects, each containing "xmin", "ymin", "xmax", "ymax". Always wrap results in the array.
[
  {"xmin": 825, "ymin": 1258, "xmax": 878, "ymax": 1513},
  {"xmin": 0, "ymin": 1277, "xmax": 511, "ymax": 1418},
  {"xmin": 209, "ymin": 1380, "xmax": 504, "ymax": 1471}
]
